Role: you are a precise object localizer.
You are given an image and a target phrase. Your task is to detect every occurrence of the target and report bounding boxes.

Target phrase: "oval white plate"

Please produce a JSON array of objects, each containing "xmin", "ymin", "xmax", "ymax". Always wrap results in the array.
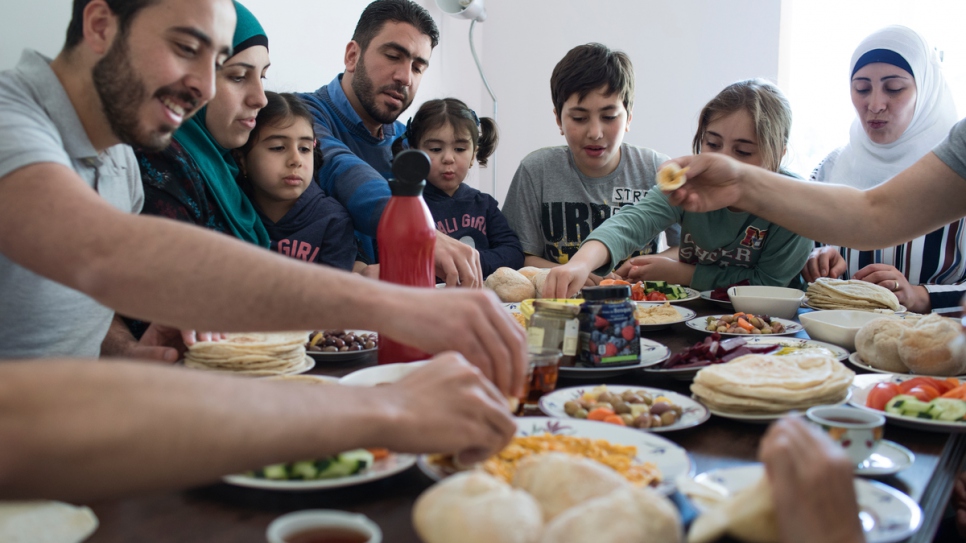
[
  {"xmin": 856, "ymin": 440, "xmax": 914, "ymax": 477},
  {"xmin": 694, "ymin": 464, "xmax": 921, "ymax": 543},
  {"xmin": 699, "ymin": 290, "xmax": 733, "ymax": 306},
  {"xmin": 700, "ymin": 389, "xmax": 852, "ymax": 423},
  {"xmin": 635, "ymin": 302, "xmax": 697, "ymax": 331},
  {"xmin": 849, "ymin": 374, "xmax": 966, "ymax": 433},
  {"xmin": 642, "ymin": 336, "xmax": 849, "ymax": 381},
  {"xmin": 416, "ymin": 416, "xmax": 692, "ymax": 495},
  {"xmin": 847, "ymin": 352, "xmax": 966, "ymax": 378},
  {"xmin": 659, "ymin": 286, "xmax": 702, "ymax": 304},
  {"xmin": 559, "ymin": 337, "xmax": 670, "ymax": 379},
  {"xmin": 223, "ymin": 453, "xmax": 417, "ymax": 491},
  {"xmin": 538, "ymin": 385, "xmax": 710, "ymax": 432},
  {"xmin": 685, "ymin": 315, "xmax": 803, "ymax": 337},
  {"xmin": 306, "ymin": 330, "xmax": 378, "ymax": 362}
]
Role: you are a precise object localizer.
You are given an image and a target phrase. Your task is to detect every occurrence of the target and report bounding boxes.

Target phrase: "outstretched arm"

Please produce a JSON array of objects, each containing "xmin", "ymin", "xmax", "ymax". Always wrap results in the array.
[
  {"xmin": 667, "ymin": 152, "xmax": 966, "ymax": 249},
  {"xmin": 0, "ymin": 163, "xmax": 526, "ymax": 395},
  {"xmin": 0, "ymin": 354, "xmax": 515, "ymax": 502}
]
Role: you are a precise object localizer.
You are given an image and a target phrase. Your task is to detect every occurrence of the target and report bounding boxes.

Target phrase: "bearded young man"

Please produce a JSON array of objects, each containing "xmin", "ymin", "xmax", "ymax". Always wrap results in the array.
[{"xmin": 298, "ymin": 0, "xmax": 484, "ymax": 287}]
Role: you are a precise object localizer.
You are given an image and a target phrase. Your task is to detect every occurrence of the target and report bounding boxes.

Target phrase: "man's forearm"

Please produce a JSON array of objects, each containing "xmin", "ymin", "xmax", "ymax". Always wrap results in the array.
[
  {"xmin": 0, "ymin": 360, "xmax": 389, "ymax": 501},
  {"xmin": 100, "ymin": 314, "xmax": 134, "ymax": 357}
]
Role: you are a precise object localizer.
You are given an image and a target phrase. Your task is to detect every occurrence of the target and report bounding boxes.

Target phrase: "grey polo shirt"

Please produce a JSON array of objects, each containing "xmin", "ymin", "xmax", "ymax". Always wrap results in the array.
[{"xmin": 0, "ymin": 50, "xmax": 144, "ymax": 359}]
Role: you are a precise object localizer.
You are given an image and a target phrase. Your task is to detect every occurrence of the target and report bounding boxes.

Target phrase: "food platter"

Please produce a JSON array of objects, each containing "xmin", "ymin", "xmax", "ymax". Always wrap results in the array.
[
  {"xmin": 559, "ymin": 338, "xmax": 670, "ymax": 379},
  {"xmin": 693, "ymin": 464, "xmax": 921, "ymax": 543},
  {"xmin": 849, "ymin": 374, "xmax": 966, "ymax": 432},
  {"xmin": 306, "ymin": 330, "xmax": 378, "ymax": 362},
  {"xmin": 700, "ymin": 389, "xmax": 852, "ymax": 423},
  {"xmin": 416, "ymin": 416, "xmax": 692, "ymax": 495},
  {"xmin": 699, "ymin": 290, "xmax": 733, "ymax": 306},
  {"xmin": 538, "ymin": 385, "xmax": 710, "ymax": 432},
  {"xmin": 685, "ymin": 315, "xmax": 803, "ymax": 337},
  {"xmin": 642, "ymin": 336, "xmax": 850, "ymax": 381},
  {"xmin": 847, "ymin": 352, "xmax": 966, "ymax": 378},
  {"xmin": 635, "ymin": 302, "xmax": 697, "ymax": 331},
  {"xmin": 223, "ymin": 453, "xmax": 417, "ymax": 491}
]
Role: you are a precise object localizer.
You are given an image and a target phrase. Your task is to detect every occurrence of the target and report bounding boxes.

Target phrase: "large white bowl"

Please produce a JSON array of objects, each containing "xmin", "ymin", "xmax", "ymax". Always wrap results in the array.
[
  {"xmin": 339, "ymin": 361, "xmax": 428, "ymax": 386},
  {"xmin": 727, "ymin": 286, "xmax": 806, "ymax": 320},
  {"xmin": 798, "ymin": 310, "xmax": 897, "ymax": 352}
]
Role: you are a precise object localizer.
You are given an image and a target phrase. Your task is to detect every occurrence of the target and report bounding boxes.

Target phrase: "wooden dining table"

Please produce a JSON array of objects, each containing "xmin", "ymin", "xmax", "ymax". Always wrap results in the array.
[{"xmin": 86, "ymin": 299, "xmax": 965, "ymax": 542}]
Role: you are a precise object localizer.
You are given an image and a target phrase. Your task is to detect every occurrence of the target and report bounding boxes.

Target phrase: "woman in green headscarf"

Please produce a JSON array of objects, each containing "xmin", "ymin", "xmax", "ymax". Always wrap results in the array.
[{"xmin": 135, "ymin": 0, "xmax": 270, "ymax": 246}]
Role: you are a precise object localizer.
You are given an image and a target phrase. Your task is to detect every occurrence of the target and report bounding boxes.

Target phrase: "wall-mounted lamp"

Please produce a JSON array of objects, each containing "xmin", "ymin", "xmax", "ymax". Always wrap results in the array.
[{"xmin": 435, "ymin": 0, "xmax": 498, "ymax": 194}]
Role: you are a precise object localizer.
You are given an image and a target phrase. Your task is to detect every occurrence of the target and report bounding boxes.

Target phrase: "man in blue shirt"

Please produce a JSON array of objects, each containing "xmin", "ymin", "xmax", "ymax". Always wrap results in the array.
[{"xmin": 299, "ymin": 0, "xmax": 483, "ymax": 287}]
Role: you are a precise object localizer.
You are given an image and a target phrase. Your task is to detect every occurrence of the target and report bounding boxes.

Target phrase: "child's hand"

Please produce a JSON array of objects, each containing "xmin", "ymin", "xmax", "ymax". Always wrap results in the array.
[
  {"xmin": 545, "ymin": 263, "xmax": 593, "ymax": 299},
  {"xmin": 623, "ymin": 256, "xmax": 695, "ymax": 286}
]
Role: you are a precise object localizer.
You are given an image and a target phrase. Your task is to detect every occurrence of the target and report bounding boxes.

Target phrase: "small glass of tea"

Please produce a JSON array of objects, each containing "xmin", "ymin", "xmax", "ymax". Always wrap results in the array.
[{"xmin": 266, "ymin": 510, "xmax": 381, "ymax": 543}]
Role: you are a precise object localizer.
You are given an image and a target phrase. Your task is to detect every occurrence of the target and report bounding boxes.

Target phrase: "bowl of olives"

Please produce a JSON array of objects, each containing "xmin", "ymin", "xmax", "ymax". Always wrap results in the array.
[{"xmin": 306, "ymin": 330, "xmax": 379, "ymax": 361}]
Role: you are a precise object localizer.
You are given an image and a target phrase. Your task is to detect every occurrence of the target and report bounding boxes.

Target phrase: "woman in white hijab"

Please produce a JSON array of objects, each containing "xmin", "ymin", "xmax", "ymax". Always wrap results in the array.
[{"xmin": 804, "ymin": 25, "xmax": 960, "ymax": 313}]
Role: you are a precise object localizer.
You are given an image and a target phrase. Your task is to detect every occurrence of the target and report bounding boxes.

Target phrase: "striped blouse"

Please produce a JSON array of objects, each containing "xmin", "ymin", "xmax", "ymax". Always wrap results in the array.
[{"xmin": 812, "ymin": 147, "xmax": 966, "ymax": 310}]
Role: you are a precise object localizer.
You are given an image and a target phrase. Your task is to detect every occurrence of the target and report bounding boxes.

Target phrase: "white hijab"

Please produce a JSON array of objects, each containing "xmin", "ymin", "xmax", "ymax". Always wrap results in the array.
[{"xmin": 829, "ymin": 25, "xmax": 958, "ymax": 189}]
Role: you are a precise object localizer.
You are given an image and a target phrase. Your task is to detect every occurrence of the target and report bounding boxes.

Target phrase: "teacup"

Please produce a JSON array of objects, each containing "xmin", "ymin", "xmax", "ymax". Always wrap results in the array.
[
  {"xmin": 805, "ymin": 406, "xmax": 885, "ymax": 467},
  {"xmin": 266, "ymin": 509, "xmax": 382, "ymax": 543}
]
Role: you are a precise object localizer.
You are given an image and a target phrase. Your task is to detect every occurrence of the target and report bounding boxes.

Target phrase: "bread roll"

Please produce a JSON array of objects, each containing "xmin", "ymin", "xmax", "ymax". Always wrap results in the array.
[
  {"xmin": 541, "ymin": 486, "xmax": 682, "ymax": 543},
  {"xmin": 899, "ymin": 313, "xmax": 966, "ymax": 376},
  {"xmin": 518, "ymin": 266, "xmax": 543, "ymax": 281},
  {"xmin": 512, "ymin": 452, "xmax": 630, "ymax": 521},
  {"xmin": 854, "ymin": 318, "xmax": 909, "ymax": 373},
  {"xmin": 531, "ymin": 269, "xmax": 551, "ymax": 298},
  {"xmin": 413, "ymin": 471, "xmax": 543, "ymax": 543},
  {"xmin": 485, "ymin": 267, "xmax": 537, "ymax": 303}
]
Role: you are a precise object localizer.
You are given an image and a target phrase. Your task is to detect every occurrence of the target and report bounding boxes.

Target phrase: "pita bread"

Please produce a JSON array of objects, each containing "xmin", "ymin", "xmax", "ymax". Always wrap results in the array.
[
  {"xmin": 0, "ymin": 501, "xmax": 98, "ymax": 543},
  {"xmin": 184, "ymin": 331, "xmax": 310, "ymax": 376},
  {"xmin": 541, "ymin": 486, "xmax": 682, "ymax": 543},
  {"xmin": 855, "ymin": 318, "xmax": 911, "ymax": 373},
  {"xmin": 805, "ymin": 279, "xmax": 900, "ymax": 312},
  {"xmin": 688, "ymin": 474, "xmax": 778, "ymax": 543},
  {"xmin": 656, "ymin": 163, "xmax": 689, "ymax": 191},
  {"xmin": 512, "ymin": 452, "xmax": 630, "ymax": 521}
]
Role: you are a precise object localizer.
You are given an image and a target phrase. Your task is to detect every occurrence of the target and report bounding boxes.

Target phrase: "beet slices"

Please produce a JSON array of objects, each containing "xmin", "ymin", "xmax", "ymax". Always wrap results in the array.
[{"xmin": 659, "ymin": 333, "xmax": 780, "ymax": 369}]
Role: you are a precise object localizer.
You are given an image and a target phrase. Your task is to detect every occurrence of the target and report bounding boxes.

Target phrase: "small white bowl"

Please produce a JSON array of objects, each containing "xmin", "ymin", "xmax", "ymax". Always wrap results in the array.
[
  {"xmin": 727, "ymin": 286, "xmax": 806, "ymax": 320},
  {"xmin": 798, "ymin": 310, "xmax": 897, "ymax": 352},
  {"xmin": 267, "ymin": 509, "xmax": 381, "ymax": 543},
  {"xmin": 339, "ymin": 361, "xmax": 429, "ymax": 386}
]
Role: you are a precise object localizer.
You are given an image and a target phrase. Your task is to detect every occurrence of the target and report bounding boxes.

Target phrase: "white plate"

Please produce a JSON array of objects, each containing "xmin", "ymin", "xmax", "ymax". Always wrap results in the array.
[
  {"xmin": 635, "ymin": 302, "xmax": 697, "ymax": 331},
  {"xmin": 538, "ymin": 385, "xmax": 710, "ymax": 432},
  {"xmin": 847, "ymin": 352, "xmax": 966, "ymax": 378},
  {"xmin": 660, "ymin": 286, "xmax": 702, "ymax": 304},
  {"xmin": 702, "ymin": 389, "xmax": 852, "ymax": 423},
  {"xmin": 849, "ymin": 374, "xmax": 966, "ymax": 432},
  {"xmin": 699, "ymin": 290, "xmax": 733, "ymax": 306},
  {"xmin": 416, "ymin": 416, "xmax": 692, "ymax": 495},
  {"xmin": 685, "ymin": 315, "xmax": 804, "ymax": 337},
  {"xmin": 559, "ymin": 337, "xmax": 671, "ymax": 379},
  {"xmin": 643, "ymin": 336, "xmax": 850, "ymax": 381},
  {"xmin": 502, "ymin": 302, "xmax": 521, "ymax": 313},
  {"xmin": 694, "ymin": 464, "xmax": 921, "ymax": 543},
  {"xmin": 856, "ymin": 440, "xmax": 914, "ymax": 477},
  {"xmin": 223, "ymin": 453, "xmax": 417, "ymax": 491},
  {"xmin": 306, "ymin": 330, "xmax": 378, "ymax": 362}
]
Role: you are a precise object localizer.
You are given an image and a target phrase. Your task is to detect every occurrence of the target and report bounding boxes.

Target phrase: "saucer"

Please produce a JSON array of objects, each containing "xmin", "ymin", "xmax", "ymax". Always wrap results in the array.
[{"xmin": 855, "ymin": 440, "xmax": 914, "ymax": 477}]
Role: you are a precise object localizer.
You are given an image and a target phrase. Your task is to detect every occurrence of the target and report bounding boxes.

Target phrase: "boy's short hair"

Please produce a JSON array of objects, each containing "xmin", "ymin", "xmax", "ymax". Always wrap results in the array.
[
  {"xmin": 352, "ymin": 0, "xmax": 439, "ymax": 52},
  {"xmin": 551, "ymin": 43, "xmax": 634, "ymax": 120},
  {"xmin": 64, "ymin": 0, "xmax": 160, "ymax": 49}
]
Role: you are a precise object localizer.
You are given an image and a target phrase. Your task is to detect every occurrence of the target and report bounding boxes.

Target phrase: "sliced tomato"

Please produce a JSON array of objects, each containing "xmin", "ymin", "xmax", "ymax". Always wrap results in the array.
[
  {"xmin": 906, "ymin": 385, "xmax": 940, "ymax": 402},
  {"xmin": 646, "ymin": 291, "xmax": 668, "ymax": 301},
  {"xmin": 899, "ymin": 377, "xmax": 950, "ymax": 394},
  {"xmin": 866, "ymin": 382, "xmax": 901, "ymax": 411},
  {"xmin": 631, "ymin": 282, "xmax": 646, "ymax": 301}
]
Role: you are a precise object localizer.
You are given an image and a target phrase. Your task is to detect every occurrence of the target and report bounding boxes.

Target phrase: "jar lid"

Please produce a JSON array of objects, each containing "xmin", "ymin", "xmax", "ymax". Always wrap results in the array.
[
  {"xmin": 581, "ymin": 285, "xmax": 631, "ymax": 300},
  {"xmin": 532, "ymin": 300, "xmax": 581, "ymax": 316}
]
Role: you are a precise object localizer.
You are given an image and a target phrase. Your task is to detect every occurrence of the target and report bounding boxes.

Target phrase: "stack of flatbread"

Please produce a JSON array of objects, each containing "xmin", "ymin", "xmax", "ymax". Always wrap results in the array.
[
  {"xmin": 184, "ymin": 331, "xmax": 312, "ymax": 376},
  {"xmin": 690, "ymin": 352, "xmax": 855, "ymax": 414},
  {"xmin": 805, "ymin": 278, "xmax": 901, "ymax": 312}
]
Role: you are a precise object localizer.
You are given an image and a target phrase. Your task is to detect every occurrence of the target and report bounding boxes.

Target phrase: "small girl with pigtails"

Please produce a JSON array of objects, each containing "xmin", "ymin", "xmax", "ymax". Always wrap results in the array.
[{"xmin": 393, "ymin": 98, "xmax": 524, "ymax": 278}]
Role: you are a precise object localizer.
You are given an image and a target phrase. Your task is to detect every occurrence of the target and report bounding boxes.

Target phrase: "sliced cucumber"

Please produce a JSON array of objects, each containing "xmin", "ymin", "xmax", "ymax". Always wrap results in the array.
[
  {"xmin": 885, "ymin": 395, "xmax": 929, "ymax": 416},
  {"xmin": 318, "ymin": 449, "xmax": 373, "ymax": 478},
  {"xmin": 290, "ymin": 460, "xmax": 318, "ymax": 480},
  {"xmin": 262, "ymin": 463, "xmax": 288, "ymax": 480},
  {"xmin": 930, "ymin": 398, "xmax": 966, "ymax": 421}
]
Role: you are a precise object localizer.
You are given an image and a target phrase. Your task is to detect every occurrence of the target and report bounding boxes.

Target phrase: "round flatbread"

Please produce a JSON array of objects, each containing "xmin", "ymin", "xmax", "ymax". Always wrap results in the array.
[{"xmin": 806, "ymin": 278, "xmax": 900, "ymax": 312}]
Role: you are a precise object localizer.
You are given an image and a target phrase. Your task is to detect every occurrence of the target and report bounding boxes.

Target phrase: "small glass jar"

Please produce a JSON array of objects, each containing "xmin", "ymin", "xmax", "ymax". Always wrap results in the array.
[
  {"xmin": 578, "ymin": 285, "xmax": 640, "ymax": 367},
  {"xmin": 527, "ymin": 301, "xmax": 580, "ymax": 367}
]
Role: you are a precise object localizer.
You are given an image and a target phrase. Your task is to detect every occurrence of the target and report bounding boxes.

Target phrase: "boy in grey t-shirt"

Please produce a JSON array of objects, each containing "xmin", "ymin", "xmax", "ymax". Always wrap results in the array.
[{"xmin": 502, "ymin": 43, "xmax": 679, "ymax": 268}]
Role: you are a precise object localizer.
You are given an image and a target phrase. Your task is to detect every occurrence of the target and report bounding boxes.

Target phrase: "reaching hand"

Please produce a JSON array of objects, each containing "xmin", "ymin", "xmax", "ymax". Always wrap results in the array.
[
  {"xmin": 435, "ymin": 234, "xmax": 482, "ymax": 288},
  {"xmin": 621, "ymin": 255, "xmax": 695, "ymax": 285},
  {"xmin": 801, "ymin": 246, "xmax": 847, "ymax": 283},
  {"xmin": 663, "ymin": 154, "xmax": 745, "ymax": 212},
  {"xmin": 379, "ymin": 353, "xmax": 517, "ymax": 463},
  {"xmin": 759, "ymin": 417, "xmax": 864, "ymax": 543},
  {"xmin": 544, "ymin": 262, "xmax": 594, "ymax": 299},
  {"xmin": 180, "ymin": 330, "xmax": 228, "ymax": 348},
  {"xmin": 853, "ymin": 264, "xmax": 930, "ymax": 312},
  {"xmin": 125, "ymin": 323, "xmax": 186, "ymax": 363}
]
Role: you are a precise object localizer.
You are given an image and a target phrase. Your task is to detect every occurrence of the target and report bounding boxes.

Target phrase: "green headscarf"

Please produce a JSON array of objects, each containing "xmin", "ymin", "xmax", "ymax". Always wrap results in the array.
[{"xmin": 172, "ymin": 1, "xmax": 270, "ymax": 247}]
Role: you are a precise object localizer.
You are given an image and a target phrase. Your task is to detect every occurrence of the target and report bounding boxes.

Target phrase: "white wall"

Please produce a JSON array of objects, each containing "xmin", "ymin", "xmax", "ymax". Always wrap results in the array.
[{"xmin": 3, "ymin": 0, "xmax": 781, "ymax": 204}]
